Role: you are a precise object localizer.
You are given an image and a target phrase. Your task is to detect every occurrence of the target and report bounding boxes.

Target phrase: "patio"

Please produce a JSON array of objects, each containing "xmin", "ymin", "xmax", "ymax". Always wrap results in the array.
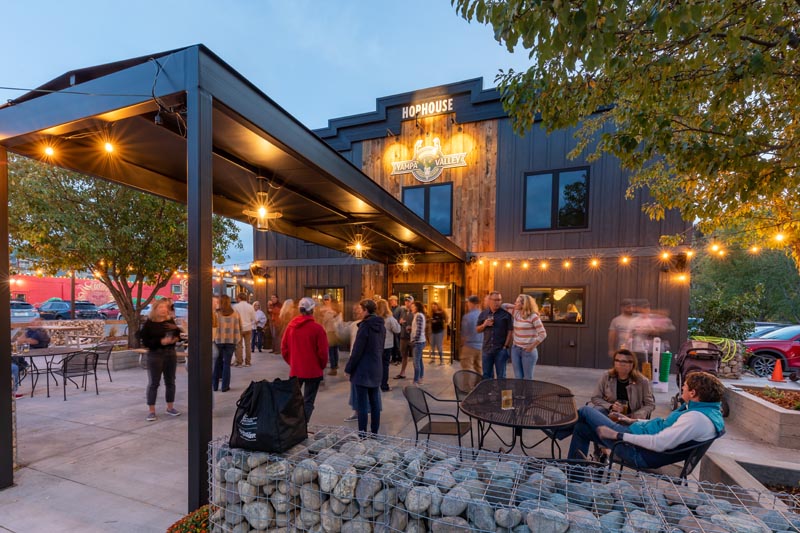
[{"xmin": 2, "ymin": 352, "xmax": 798, "ymax": 532}]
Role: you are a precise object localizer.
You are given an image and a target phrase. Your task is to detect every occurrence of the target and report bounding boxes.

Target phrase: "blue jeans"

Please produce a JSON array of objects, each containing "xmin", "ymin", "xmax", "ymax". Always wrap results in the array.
[
  {"xmin": 482, "ymin": 348, "xmax": 509, "ymax": 379},
  {"xmin": 355, "ymin": 385, "xmax": 381, "ymax": 433},
  {"xmin": 11, "ymin": 362, "xmax": 19, "ymax": 392},
  {"xmin": 413, "ymin": 342, "xmax": 425, "ymax": 383},
  {"xmin": 381, "ymin": 348, "xmax": 392, "ymax": 390},
  {"xmin": 430, "ymin": 331, "xmax": 445, "ymax": 362},
  {"xmin": 329, "ymin": 345, "xmax": 339, "ymax": 369},
  {"xmin": 213, "ymin": 343, "xmax": 235, "ymax": 391},
  {"xmin": 251, "ymin": 328, "xmax": 264, "ymax": 352},
  {"xmin": 511, "ymin": 346, "xmax": 538, "ymax": 380}
]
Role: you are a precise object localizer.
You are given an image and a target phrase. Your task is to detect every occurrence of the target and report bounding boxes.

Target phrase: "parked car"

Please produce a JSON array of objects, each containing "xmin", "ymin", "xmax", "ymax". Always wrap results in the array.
[
  {"xmin": 748, "ymin": 322, "xmax": 793, "ymax": 339},
  {"xmin": 10, "ymin": 300, "xmax": 40, "ymax": 323},
  {"xmin": 98, "ymin": 301, "xmax": 121, "ymax": 320},
  {"xmin": 744, "ymin": 324, "xmax": 800, "ymax": 377},
  {"xmin": 38, "ymin": 300, "xmax": 102, "ymax": 320},
  {"xmin": 139, "ymin": 301, "xmax": 188, "ymax": 319}
]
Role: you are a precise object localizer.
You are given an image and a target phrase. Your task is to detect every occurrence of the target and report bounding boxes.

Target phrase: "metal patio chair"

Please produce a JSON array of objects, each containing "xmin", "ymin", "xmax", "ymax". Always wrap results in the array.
[
  {"xmin": 403, "ymin": 386, "xmax": 473, "ymax": 449},
  {"xmin": 52, "ymin": 351, "xmax": 99, "ymax": 401},
  {"xmin": 90, "ymin": 342, "xmax": 115, "ymax": 382}
]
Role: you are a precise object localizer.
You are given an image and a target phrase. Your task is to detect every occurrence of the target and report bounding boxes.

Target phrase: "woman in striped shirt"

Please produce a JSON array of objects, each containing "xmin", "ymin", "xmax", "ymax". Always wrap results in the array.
[{"xmin": 511, "ymin": 294, "xmax": 547, "ymax": 380}]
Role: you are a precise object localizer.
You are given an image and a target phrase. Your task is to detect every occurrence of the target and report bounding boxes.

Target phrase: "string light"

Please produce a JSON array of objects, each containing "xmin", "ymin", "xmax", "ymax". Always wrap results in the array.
[
  {"xmin": 104, "ymin": 142, "xmax": 114, "ymax": 153},
  {"xmin": 749, "ymin": 245, "xmax": 760, "ymax": 254},
  {"xmin": 492, "ymin": 260, "xmax": 498, "ymax": 267},
  {"xmin": 589, "ymin": 258, "xmax": 600, "ymax": 268},
  {"xmin": 562, "ymin": 260, "xmax": 571, "ymax": 269},
  {"xmin": 776, "ymin": 233, "xmax": 785, "ymax": 242},
  {"xmin": 620, "ymin": 256, "xmax": 630, "ymax": 265},
  {"xmin": 710, "ymin": 243, "xmax": 720, "ymax": 252},
  {"xmin": 505, "ymin": 261, "xmax": 512, "ymax": 268},
  {"xmin": 478, "ymin": 259, "xmax": 484, "ymax": 266},
  {"xmin": 522, "ymin": 261, "xmax": 529, "ymax": 269},
  {"xmin": 539, "ymin": 261, "xmax": 548, "ymax": 270},
  {"xmin": 660, "ymin": 251, "xmax": 670, "ymax": 261}
]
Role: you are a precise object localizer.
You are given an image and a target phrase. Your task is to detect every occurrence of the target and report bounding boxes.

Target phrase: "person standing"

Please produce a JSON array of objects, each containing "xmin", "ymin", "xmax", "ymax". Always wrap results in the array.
[
  {"xmin": 212, "ymin": 295, "xmax": 241, "ymax": 393},
  {"xmin": 394, "ymin": 296, "xmax": 415, "ymax": 380},
  {"xmin": 608, "ymin": 298, "xmax": 635, "ymax": 358},
  {"xmin": 233, "ymin": 293, "xmax": 256, "ymax": 367},
  {"xmin": 429, "ymin": 302, "xmax": 448, "ymax": 364},
  {"xmin": 139, "ymin": 300, "xmax": 183, "ymax": 421},
  {"xmin": 377, "ymin": 299, "xmax": 401, "ymax": 392},
  {"xmin": 252, "ymin": 301, "xmax": 267, "ymax": 353},
  {"xmin": 460, "ymin": 295, "xmax": 483, "ymax": 374},
  {"xmin": 476, "ymin": 291, "xmax": 513, "ymax": 379},
  {"xmin": 345, "ymin": 299, "xmax": 385, "ymax": 434},
  {"xmin": 267, "ymin": 294, "xmax": 281, "ymax": 353},
  {"xmin": 410, "ymin": 301, "xmax": 427, "ymax": 386},
  {"xmin": 281, "ymin": 297, "xmax": 329, "ymax": 422},
  {"xmin": 276, "ymin": 299, "xmax": 297, "ymax": 355},
  {"xmin": 318, "ymin": 294, "xmax": 342, "ymax": 376},
  {"xmin": 511, "ymin": 294, "xmax": 547, "ymax": 380},
  {"xmin": 389, "ymin": 295, "xmax": 402, "ymax": 364}
]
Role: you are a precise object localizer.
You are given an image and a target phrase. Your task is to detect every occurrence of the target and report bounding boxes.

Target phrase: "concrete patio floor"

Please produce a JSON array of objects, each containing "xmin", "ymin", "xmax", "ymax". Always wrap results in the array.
[{"xmin": 1, "ymin": 350, "xmax": 798, "ymax": 532}]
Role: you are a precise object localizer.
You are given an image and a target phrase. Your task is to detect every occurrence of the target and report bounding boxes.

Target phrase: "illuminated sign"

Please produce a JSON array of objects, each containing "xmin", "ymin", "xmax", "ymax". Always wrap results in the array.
[
  {"xmin": 401, "ymin": 97, "xmax": 454, "ymax": 120},
  {"xmin": 391, "ymin": 138, "xmax": 467, "ymax": 183}
]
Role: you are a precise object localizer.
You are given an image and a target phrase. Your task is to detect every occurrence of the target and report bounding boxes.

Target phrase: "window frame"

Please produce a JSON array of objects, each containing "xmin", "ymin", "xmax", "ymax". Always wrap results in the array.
[
  {"xmin": 523, "ymin": 166, "xmax": 590, "ymax": 232},
  {"xmin": 402, "ymin": 182, "xmax": 454, "ymax": 236},
  {"xmin": 521, "ymin": 285, "xmax": 586, "ymax": 325}
]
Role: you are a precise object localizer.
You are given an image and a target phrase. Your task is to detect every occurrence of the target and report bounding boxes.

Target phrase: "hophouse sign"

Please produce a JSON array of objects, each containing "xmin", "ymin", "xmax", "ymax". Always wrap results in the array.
[
  {"xmin": 391, "ymin": 138, "xmax": 467, "ymax": 183},
  {"xmin": 401, "ymin": 97, "xmax": 453, "ymax": 120}
]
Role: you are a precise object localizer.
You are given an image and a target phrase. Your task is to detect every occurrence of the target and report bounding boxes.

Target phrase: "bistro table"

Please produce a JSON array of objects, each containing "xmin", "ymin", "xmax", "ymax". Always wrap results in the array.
[
  {"xmin": 21, "ymin": 346, "xmax": 84, "ymax": 398},
  {"xmin": 459, "ymin": 378, "xmax": 578, "ymax": 458}
]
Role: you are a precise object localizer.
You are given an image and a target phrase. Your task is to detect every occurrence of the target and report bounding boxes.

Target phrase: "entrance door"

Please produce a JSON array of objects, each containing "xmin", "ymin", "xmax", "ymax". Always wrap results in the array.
[{"xmin": 393, "ymin": 282, "xmax": 456, "ymax": 363}]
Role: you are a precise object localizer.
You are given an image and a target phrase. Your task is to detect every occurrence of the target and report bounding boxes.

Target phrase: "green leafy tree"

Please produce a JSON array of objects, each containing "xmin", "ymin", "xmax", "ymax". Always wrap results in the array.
[
  {"xmin": 691, "ymin": 284, "xmax": 762, "ymax": 341},
  {"xmin": 692, "ymin": 249, "xmax": 800, "ymax": 323},
  {"xmin": 453, "ymin": 0, "xmax": 800, "ymax": 271},
  {"xmin": 8, "ymin": 155, "xmax": 242, "ymax": 346}
]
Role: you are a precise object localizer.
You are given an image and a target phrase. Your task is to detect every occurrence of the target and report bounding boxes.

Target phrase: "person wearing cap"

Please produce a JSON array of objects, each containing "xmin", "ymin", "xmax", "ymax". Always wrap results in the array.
[
  {"xmin": 281, "ymin": 297, "xmax": 329, "ymax": 422},
  {"xmin": 318, "ymin": 294, "xmax": 342, "ymax": 376},
  {"xmin": 345, "ymin": 299, "xmax": 385, "ymax": 434},
  {"xmin": 393, "ymin": 295, "xmax": 415, "ymax": 380},
  {"xmin": 608, "ymin": 298, "xmax": 636, "ymax": 358},
  {"xmin": 460, "ymin": 295, "xmax": 483, "ymax": 374}
]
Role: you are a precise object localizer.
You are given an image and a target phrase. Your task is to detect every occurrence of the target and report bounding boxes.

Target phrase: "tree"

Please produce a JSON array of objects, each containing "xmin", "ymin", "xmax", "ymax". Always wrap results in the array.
[
  {"xmin": 453, "ymin": 0, "xmax": 800, "ymax": 271},
  {"xmin": 8, "ymin": 155, "xmax": 242, "ymax": 346}
]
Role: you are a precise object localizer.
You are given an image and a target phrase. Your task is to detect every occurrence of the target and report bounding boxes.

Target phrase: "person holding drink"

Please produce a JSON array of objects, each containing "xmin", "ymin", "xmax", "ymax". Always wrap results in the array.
[
  {"xmin": 590, "ymin": 349, "xmax": 655, "ymax": 420},
  {"xmin": 139, "ymin": 299, "xmax": 183, "ymax": 421}
]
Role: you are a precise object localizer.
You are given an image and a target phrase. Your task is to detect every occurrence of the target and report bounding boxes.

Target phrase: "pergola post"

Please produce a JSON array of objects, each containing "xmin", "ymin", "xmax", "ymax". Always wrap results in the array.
[
  {"xmin": 0, "ymin": 146, "xmax": 12, "ymax": 489},
  {"xmin": 186, "ymin": 54, "xmax": 214, "ymax": 511}
]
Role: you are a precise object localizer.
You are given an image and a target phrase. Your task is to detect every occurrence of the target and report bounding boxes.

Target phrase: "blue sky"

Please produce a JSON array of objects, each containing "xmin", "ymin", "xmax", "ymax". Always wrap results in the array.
[{"xmin": 1, "ymin": 0, "xmax": 531, "ymax": 266}]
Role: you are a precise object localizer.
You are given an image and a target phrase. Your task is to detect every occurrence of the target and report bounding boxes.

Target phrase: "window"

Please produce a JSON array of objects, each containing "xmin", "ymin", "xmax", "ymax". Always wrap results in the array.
[
  {"xmin": 402, "ymin": 183, "xmax": 453, "ymax": 236},
  {"xmin": 522, "ymin": 286, "xmax": 585, "ymax": 324},
  {"xmin": 524, "ymin": 168, "xmax": 588, "ymax": 231},
  {"xmin": 304, "ymin": 287, "xmax": 345, "ymax": 306},
  {"xmin": 171, "ymin": 284, "xmax": 182, "ymax": 294}
]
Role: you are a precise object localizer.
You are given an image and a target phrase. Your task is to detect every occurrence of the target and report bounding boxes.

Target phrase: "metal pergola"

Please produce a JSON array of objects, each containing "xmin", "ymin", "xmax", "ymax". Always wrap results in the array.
[{"xmin": 0, "ymin": 45, "xmax": 465, "ymax": 509}]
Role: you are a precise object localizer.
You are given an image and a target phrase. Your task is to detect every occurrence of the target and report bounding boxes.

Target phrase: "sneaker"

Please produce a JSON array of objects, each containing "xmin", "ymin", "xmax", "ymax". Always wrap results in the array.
[
  {"xmin": 244, "ymin": 363, "xmax": 251, "ymax": 367},
  {"xmin": 165, "ymin": 408, "xmax": 181, "ymax": 417},
  {"xmin": 13, "ymin": 393, "xmax": 25, "ymax": 399},
  {"xmin": 232, "ymin": 362, "xmax": 241, "ymax": 367},
  {"xmin": 146, "ymin": 412, "xmax": 157, "ymax": 422},
  {"xmin": 344, "ymin": 413, "xmax": 358, "ymax": 422}
]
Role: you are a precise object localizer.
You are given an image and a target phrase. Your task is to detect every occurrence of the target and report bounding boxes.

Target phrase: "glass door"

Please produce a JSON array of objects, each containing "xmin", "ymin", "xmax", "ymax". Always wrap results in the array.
[{"xmin": 393, "ymin": 282, "xmax": 456, "ymax": 364}]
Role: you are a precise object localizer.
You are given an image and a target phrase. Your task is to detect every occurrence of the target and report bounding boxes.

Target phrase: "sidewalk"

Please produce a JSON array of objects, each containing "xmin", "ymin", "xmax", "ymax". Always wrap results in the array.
[{"xmin": 1, "ymin": 351, "xmax": 797, "ymax": 532}]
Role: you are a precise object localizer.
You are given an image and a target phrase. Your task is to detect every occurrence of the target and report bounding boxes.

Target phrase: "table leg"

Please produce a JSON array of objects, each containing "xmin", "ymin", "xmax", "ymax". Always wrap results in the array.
[{"xmin": 27, "ymin": 356, "xmax": 38, "ymax": 398}]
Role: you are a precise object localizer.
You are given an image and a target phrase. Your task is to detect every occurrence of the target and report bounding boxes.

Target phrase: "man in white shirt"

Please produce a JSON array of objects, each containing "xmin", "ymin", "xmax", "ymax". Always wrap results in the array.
[
  {"xmin": 233, "ymin": 293, "xmax": 257, "ymax": 367},
  {"xmin": 567, "ymin": 372, "xmax": 725, "ymax": 468}
]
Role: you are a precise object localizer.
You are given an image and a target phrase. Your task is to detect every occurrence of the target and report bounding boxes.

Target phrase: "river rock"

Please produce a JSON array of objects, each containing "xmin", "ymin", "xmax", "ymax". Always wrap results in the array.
[
  {"xmin": 625, "ymin": 509, "xmax": 662, "ymax": 533},
  {"xmin": 423, "ymin": 466, "xmax": 457, "ymax": 490},
  {"xmin": 406, "ymin": 518, "xmax": 428, "ymax": 533},
  {"xmin": 452, "ymin": 467, "xmax": 478, "ymax": 483},
  {"xmin": 319, "ymin": 463, "xmax": 341, "ymax": 493},
  {"xmin": 332, "ymin": 467, "xmax": 359, "ymax": 503},
  {"xmin": 301, "ymin": 482, "xmax": 325, "ymax": 511},
  {"xmin": 264, "ymin": 460, "xmax": 290, "ymax": 481},
  {"xmin": 390, "ymin": 507, "xmax": 408, "ymax": 531},
  {"xmin": 406, "ymin": 485, "xmax": 433, "ymax": 514},
  {"xmin": 246, "ymin": 452, "xmax": 270, "ymax": 469},
  {"xmin": 467, "ymin": 499, "xmax": 495, "ymax": 531},
  {"xmin": 486, "ymin": 476, "xmax": 514, "ymax": 505},
  {"xmin": 427, "ymin": 486, "xmax": 443, "ymax": 516},
  {"xmin": 440, "ymin": 487, "xmax": 470, "ymax": 517},
  {"xmin": 340, "ymin": 441, "xmax": 367, "ymax": 457},
  {"xmin": 599, "ymin": 510, "xmax": 624, "ymax": 532},
  {"xmin": 225, "ymin": 502, "xmax": 244, "ymax": 525},
  {"xmin": 238, "ymin": 480, "xmax": 259, "ymax": 503},
  {"xmin": 243, "ymin": 500, "xmax": 273, "ymax": 530},
  {"xmin": 430, "ymin": 516, "xmax": 471, "ymax": 533},
  {"xmin": 373, "ymin": 487, "xmax": 397, "ymax": 512},
  {"xmin": 293, "ymin": 458, "xmax": 319, "ymax": 485},
  {"xmin": 406, "ymin": 459, "xmax": 424, "ymax": 482},
  {"xmin": 541, "ymin": 466, "xmax": 567, "ymax": 494},
  {"xmin": 526, "ymin": 508, "xmax": 569, "ymax": 533},
  {"xmin": 355, "ymin": 474, "xmax": 383, "ymax": 508},
  {"xmin": 215, "ymin": 456, "xmax": 232, "ymax": 482},
  {"xmin": 516, "ymin": 481, "xmax": 551, "ymax": 503},
  {"xmin": 567, "ymin": 509, "xmax": 601, "ymax": 533},
  {"xmin": 454, "ymin": 479, "xmax": 486, "ymax": 500},
  {"xmin": 713, "ymin": 512, "xmax": 770, "ymax": 533},
  {"xmin": 270, "ymin": 491, "xmax": 292, "ymax": 513},
  {"xmin": 677, "ymin": 515, "xmax": 729, "ymax": 532},
  {"xmin": 225, "ymin": 467, "xmax": 245, "ymax": 484},
  {"xmin": 353, "ymin": 454, "xmax": 378, "ymax": 470},
  {"xmin": 341, "ymin": 516, "xmax": 373, "ymax": 533},
  {"xmin": 495, "ymin": 507, "xmax": 522, "ymax": 528},
  {"xmin": 320, "ymin": 500, "xmax": 342, "ymax": 533}
]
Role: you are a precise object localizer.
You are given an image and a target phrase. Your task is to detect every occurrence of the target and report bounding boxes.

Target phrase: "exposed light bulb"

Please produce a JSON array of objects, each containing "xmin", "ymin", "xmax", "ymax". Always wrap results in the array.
[
  {"xmin": 776, "ymin": 233, "xmax": 785, "ymax": 242},
  {"xmin": 563, "ymin": 260, "xmax": 571, "ymax": 269},
  {"xmin": 620, "ymin": 256, "xmax": 630, "ymax": 264},
  {"xmin": 44, "ymin": 146, "xmax": 54, "ymax": 156},
  {"xmin": 104, "ymin": 142, "xmax": 114, "ymax": 153}
]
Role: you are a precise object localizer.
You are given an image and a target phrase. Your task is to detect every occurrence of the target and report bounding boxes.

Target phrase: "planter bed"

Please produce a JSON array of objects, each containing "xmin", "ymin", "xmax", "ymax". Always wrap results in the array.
[{"xmin": 725, "ymin": 386, "xmax": 800, "ymax": 449}]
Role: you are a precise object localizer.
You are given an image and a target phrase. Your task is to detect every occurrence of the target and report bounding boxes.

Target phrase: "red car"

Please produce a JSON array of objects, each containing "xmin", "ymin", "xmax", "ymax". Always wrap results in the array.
[{"xmin": 744, "ymin": 325, "xmax": 800, "ymax": 377}]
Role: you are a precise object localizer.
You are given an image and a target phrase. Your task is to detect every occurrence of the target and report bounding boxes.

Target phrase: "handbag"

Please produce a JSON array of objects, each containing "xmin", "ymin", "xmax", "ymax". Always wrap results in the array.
[{"xmin": 229, "ymin": 377, "xmax": 308, "ymax": 453}]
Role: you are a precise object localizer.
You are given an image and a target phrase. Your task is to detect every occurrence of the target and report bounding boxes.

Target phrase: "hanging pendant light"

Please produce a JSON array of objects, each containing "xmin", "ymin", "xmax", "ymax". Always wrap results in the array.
[
  {"xmin": 396, "ymin": 247, "xmax": 415, "ymax": 273},
  {"xmin": 347, "ymin": 230, "xmax": 371, "ymax": 259},
  {"xmin": 243, "ymin": 176, "xmax": 282, "ymax": 231}
]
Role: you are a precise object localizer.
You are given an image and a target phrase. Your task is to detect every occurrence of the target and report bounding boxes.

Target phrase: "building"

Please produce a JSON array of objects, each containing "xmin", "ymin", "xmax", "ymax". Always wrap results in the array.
[{"xmin": 254, "ymin": 78, "xmax": 690, "ymax": 368}]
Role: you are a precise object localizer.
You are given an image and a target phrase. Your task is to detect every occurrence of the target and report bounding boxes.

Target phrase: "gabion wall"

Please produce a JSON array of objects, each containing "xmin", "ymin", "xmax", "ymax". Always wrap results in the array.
[{"xmin": 208, "ymin": 426, "xmax": 800, "ymax": 532}]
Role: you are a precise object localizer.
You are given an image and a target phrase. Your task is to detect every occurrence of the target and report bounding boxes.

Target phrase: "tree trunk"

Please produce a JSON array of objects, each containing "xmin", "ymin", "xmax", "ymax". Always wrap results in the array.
[{"xmin": 122, "ymin": 312, "xmax": 142, "ymax": 348}]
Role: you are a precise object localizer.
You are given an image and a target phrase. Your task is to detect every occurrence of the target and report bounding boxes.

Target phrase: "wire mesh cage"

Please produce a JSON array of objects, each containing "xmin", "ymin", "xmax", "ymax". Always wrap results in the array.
[{"xmin": 208, "ymin": 426, "xmax": 800, "ymax": 532}]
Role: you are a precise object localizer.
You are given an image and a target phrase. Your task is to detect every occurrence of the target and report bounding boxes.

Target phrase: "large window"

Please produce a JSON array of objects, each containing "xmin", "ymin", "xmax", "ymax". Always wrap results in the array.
[
  {"xmin": 402, "ymin": 183, "xmax": 453, "ymax": 236},
  {"xmin": 524, "ymin": 168, "xmax": 588, "ymax": 231},
  {"xmin": 522, "ymin": 286, "xmax": 585, "ymax": 324}
]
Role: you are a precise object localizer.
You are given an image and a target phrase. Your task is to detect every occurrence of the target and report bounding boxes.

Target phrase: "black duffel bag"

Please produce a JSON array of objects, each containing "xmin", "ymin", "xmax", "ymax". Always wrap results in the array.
[{"xmin": 229, "ymin": 377, "xmax": 307, "ymax": 453}]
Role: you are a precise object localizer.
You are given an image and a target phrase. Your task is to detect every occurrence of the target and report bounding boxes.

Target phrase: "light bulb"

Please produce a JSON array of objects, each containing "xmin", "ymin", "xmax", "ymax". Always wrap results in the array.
[
  {"xmin": 590, "ymin": 259, "xmax": 599, "ymax": 268},
  {"xmin": 522, "ymin": 262, "xmax": 529, "ymax": 269},
  {"xmin": 621, "ymin": 256, "xmax": 630, "ymax": 264},
  {"xmin": 710, "ymin": 243, "xmax": 720, "ymax": 252},
  {"xmin": 44, "ymin": 146, "xmax": 55, "ymax": 156},
  {"xmin": 505, "ymin": 261, "xmax": 511, "ymax": 268},
  {"xmin": 104, "ymin": 142, "xmax": 114, "ymax": 153},
  {"xmin": 539, "ymin": 261, "xmax": 548, "ymax": 270},
  {"xmin": 258, "ymin": 206, "xmax": 267, "ymax": 218},
  {"xmin": 660, "ymin": 251, "xmax": 670, "ymax": 260},
  {"xmin": 776, "ymin": 233, "xmax": 785, "ymax": 242},
  {"xmin": 563, "ymin": 260, "xmax": 571, "ymax": 269}
]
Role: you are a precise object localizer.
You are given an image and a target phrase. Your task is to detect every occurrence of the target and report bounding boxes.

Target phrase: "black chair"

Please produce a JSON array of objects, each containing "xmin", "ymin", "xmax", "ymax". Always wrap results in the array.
[
  {"xmin": 452, "ymin": 370, "xmax": 482, "ymax": 403},
  {"xmin": 607, "ymin": 429, "xmax": 725, "ymax": 480},
  {"xmin": 52, "ymin": 351, "xmax": 99, "ymax": 401},
  {"xmin": 403, "ymin": 386, "xmax": 473, "ymax": 448},
  {"xmin": 91, "ymin": 342, "xmax": 115, "ymax": 382}
]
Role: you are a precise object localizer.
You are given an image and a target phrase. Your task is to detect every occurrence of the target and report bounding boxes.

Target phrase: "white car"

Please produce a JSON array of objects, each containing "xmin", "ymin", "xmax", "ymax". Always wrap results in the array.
[
  {"xmin": 11, "ymin": 301, "xmax": 39, "ymax": 323},
  {"xmin": 140, "ymin": 301, "xmax": 188, "ymax": 319}
]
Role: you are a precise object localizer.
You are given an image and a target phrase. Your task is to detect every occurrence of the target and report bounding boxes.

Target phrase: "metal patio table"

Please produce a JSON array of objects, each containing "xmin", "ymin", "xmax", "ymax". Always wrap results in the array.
[
  {"xmin": 459, "ymin": 378, "xmax": 578, "ymax": 457},
  {"xmin": 21, "ymin": 346, "xmax": 83, "ymax": 398}
]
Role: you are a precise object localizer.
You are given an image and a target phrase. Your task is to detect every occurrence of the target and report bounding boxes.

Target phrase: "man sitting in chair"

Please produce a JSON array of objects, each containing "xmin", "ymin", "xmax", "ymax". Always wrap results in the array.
[{"xmin": 567, "ymin": 371, "xmax": 725, "ymax": 468}]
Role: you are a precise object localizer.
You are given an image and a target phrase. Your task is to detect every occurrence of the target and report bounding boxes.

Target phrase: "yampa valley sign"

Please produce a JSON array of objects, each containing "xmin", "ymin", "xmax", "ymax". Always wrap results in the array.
[{"xmin": 391, "ymin": 138, "xmax": 467, "ymax": 183}]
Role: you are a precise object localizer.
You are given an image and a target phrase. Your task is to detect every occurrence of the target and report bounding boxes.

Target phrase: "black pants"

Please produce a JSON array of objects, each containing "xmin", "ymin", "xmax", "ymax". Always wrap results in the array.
[
  {"xmin": 297, "ymin": 377, "xmax": 323, "ymax": 422},
  {"xmin": 146, "ymin": 350, "xmax": 177, "ymax": 406},
  {"xmin": 381, "ymin": 348, "xmax": 392, "ymax": 390},
  {"xmin": 355, "ymin": 385, "xmax": 381, "ymax": 433}
]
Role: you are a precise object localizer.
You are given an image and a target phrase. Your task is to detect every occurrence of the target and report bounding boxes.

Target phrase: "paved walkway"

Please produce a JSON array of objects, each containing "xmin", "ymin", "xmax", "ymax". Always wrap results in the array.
[{"xmin": 1, "ymin": 350, "xmax": 798, "ymax": 532}]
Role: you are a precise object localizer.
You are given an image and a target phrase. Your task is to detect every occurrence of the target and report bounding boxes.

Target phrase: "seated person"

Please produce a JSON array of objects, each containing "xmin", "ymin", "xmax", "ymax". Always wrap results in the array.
[
  {"xmin": 564, "ymin": 303, "xmax": 582, "ymax": 322},
  {"xmin": 15, "ymin": 320, "xmax": 51, "ymax": 348},
  {"xmin": 11, "ymin": 361, "xmax": 24, "ymax": 399},
  {"xmin": 567, "ymin": 371, "xmax": 725, "ymax": 468},
  {"xmin": 590, "ymin": 349, "xmax": 655, "ymax": 419}
]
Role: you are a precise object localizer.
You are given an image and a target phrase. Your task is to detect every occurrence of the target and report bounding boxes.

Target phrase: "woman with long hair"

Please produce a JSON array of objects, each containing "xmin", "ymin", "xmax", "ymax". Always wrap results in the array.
[
  {"xmin": 376, "ymin": 299, "xmax": 401, "ymax": 392},
  {"xmin": 139, "ymin": 299, "xmax": 183, "ymax": 421},
  {"xmin": 276, "ymin": 298, "xmax": 297, "ymax": 355},
  {"xmin": 410, "ymin": 301, "xmax": 427, "ymax": 386},
  {"xmin": 511, "ymin": 294, "xmax": 547, "ymax": 380},
  {"xmin": 590, "ymin": 349, "xmax": 655, "ymax": 419},
  {"xmin": 213, "ymin": 295, "xmax": 241, "ymax": 393}
]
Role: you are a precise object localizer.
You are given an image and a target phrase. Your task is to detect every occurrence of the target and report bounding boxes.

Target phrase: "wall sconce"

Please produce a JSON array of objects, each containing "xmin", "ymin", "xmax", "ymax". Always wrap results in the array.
[{"xmin": 243, "ymin": 176, "xmax": 282, "ymax": 232}]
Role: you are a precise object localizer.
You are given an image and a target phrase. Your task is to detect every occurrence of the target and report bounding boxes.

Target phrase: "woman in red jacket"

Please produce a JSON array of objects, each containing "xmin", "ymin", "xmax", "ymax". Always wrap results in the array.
[{"xmin": 281, "ymin": 297, "xmax": 329, "ymax": 421}]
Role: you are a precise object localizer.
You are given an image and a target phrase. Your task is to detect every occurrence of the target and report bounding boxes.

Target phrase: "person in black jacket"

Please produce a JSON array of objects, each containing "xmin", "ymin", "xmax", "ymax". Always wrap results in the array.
[
  {"xmin": 345, "ymin": 299, "xmax": 385, "ymax": 434},
  {"xmin": 139, "ymin": 299, "xmax": 183, "ymax": 422}
]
